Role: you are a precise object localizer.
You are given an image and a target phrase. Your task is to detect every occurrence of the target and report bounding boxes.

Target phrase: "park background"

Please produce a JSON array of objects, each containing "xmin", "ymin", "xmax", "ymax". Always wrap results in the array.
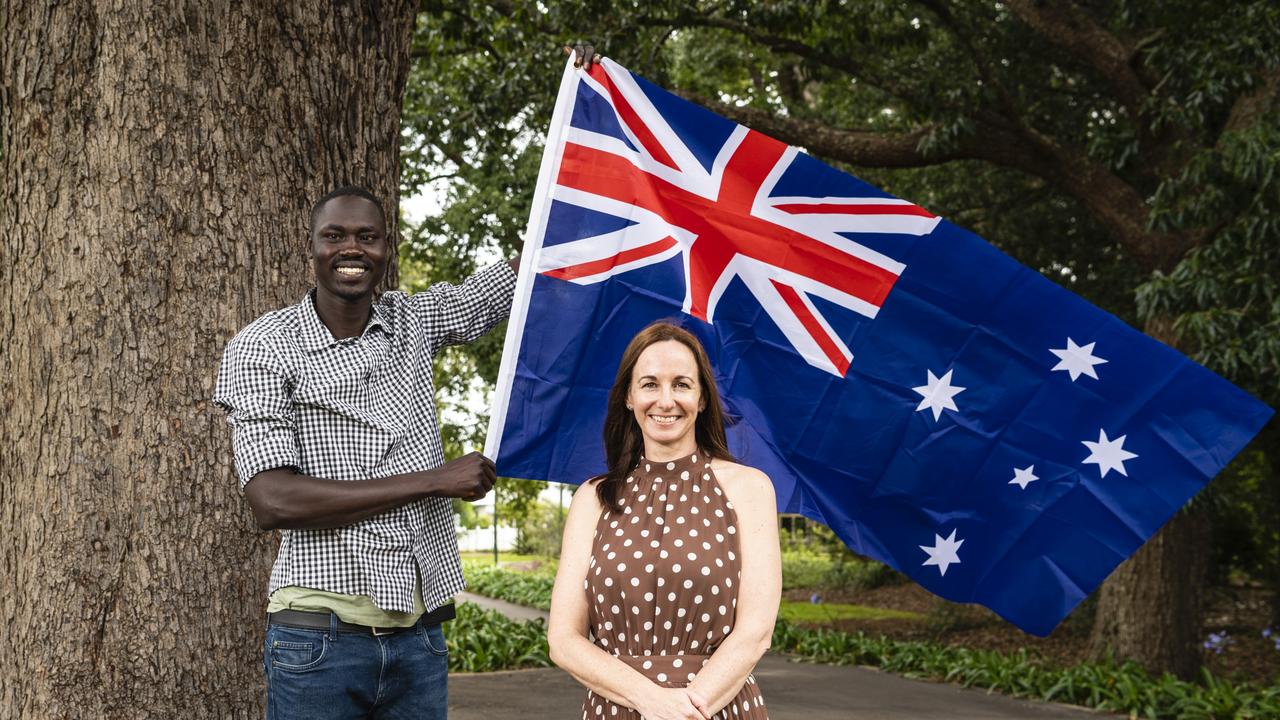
[{"xmin": 1, "ymin": 1, "xmax": 1277, "ymax": 718}]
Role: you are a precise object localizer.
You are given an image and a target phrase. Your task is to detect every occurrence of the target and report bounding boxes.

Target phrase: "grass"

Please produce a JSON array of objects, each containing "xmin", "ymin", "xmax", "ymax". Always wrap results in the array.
[
  {"xmin": 779, "ymin": 600, "xmax": 920, "ymax": 623},
  {"xmin": 459, "ymin": 551, "xmax": 549, "ymax": 565}
]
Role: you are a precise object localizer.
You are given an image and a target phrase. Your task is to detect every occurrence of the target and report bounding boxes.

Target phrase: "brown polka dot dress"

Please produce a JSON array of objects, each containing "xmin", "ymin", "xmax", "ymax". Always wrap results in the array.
[{"xmin": 582, "ymin": 450, "xmax": 768, "ymax": 719}]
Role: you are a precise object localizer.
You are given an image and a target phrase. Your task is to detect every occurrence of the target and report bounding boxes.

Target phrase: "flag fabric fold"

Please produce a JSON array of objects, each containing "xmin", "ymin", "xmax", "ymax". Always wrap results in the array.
[{"xmin": 485, "ymin": 57, "xmax": 1273, "ymax": 635}]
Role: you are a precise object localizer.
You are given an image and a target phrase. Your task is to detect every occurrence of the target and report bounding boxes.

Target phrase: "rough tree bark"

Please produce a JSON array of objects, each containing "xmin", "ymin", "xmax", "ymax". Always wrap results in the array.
[
  {"xmin": 1088, "ymin": 506, "xmax": 1212, "ymax": 679},
  {"xmin": 0, "ymin": 1, "xmax": 417, "ymax": 717}
]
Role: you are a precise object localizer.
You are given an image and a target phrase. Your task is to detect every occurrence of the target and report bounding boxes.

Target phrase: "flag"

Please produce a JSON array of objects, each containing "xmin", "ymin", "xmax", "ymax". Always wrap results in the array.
[{"xmin": 485, "ymin": 57, "xmax": 1273, "ymax": 635}]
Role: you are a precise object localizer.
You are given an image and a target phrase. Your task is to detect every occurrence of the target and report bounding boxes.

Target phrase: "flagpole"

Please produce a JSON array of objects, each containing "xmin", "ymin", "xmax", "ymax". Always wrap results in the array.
[{"xmin": 482, "ymin": 56, "xmax": 582, "ymax": 462}]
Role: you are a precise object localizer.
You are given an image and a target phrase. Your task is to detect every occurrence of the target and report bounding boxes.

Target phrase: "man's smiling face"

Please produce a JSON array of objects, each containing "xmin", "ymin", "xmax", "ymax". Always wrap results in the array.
[{"xmin": 309, "ymin": 195, "xmax": 389, "ymax": 302}]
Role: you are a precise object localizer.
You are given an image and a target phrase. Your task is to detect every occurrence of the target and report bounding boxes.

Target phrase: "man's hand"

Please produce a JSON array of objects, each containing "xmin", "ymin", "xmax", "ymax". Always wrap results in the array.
[
  {"xmin": 426, "ymin": 451, "xmax": 496, "ymax": 501},
  {"xmin": 563, "ymin": 41, "xmax": 597, "ymax": 71}
]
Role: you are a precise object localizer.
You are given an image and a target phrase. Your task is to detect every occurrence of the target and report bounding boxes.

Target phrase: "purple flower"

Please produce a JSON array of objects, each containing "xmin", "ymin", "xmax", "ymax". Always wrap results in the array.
[
  {"xmin": 1203, "ymin": 631, "xmax": 1231, "ymax": 655},
  {"xmin": 810, "ymin": 593, "xmax": 821, "ymax": 604},
  {"xmin": 1263, "ymin": 627, "xmax": 1273, "ymax": 639}
]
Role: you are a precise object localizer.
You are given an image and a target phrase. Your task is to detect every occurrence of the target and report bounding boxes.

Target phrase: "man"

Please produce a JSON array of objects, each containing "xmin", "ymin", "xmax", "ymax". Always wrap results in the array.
[{"xmin": 213, "ymin": 186, "xmax": 517, "ymax": 719}]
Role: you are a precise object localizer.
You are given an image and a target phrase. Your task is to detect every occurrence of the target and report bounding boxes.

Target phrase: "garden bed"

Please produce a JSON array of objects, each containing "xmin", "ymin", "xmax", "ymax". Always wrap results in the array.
[{"xmin": 789, "ymin": 581, "xmax": 1280, "ymax": 688}]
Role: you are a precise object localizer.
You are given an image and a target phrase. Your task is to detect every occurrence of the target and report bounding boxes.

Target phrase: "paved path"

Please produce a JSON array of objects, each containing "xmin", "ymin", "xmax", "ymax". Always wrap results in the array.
[{"xmin": 451, "ymin": 594, "xmax": 1113, "ymax": 719}]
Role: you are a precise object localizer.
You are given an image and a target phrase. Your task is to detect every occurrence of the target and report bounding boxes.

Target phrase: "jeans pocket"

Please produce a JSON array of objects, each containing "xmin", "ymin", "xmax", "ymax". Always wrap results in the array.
[
  {"xmin": 269, "ymin": 627, "xmax": 329, "ymax": 671},
  {"xmin": 418, "ymin": 624, "xmax": 449, "ymax": 657}
]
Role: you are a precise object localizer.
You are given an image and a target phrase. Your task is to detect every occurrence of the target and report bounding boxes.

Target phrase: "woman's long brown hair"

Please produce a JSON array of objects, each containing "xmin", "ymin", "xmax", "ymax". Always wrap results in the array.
[{"xmin": 596, "ymin": 321, "xmax": 735, "ymax": 510}]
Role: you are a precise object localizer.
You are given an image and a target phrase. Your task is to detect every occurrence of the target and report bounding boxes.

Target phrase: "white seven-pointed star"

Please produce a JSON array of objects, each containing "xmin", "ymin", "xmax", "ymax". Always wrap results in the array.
[
  {"xmin": 920, "ymin": 529, "xmax": 964, "ymax": 577},
  {"xmin": 913, "ymin": 369, "xmax": 965, "ymax": 421},
  {"xmin": 1082, "ymin": 429, "xmax": 1138, "ymax": 478},
  {"xmin": 1050, "ymin": 338, "xmax": 1108, "ymax": 381},
  {"xmin": 1009, "ymin": 465, "xmax": 1039, "ymax": 490}
]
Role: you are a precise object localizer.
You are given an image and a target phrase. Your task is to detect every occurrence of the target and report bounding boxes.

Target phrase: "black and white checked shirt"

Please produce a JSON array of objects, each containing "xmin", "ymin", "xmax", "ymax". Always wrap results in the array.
[{"xmin": 213, "ymin": 262, "xmax": 516, "ymax": 612}]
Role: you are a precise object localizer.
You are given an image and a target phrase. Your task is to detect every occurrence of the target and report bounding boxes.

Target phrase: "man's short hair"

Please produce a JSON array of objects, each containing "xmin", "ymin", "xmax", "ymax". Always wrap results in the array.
[{"xmin": 310, "ymin": 186, "xmax": 385, "ymax": 233}]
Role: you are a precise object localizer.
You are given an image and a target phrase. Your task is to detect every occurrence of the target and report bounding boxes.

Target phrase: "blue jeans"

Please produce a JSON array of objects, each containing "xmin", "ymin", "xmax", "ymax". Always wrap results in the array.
[{"xmin": 263, "ymin": 616, "xmax": 449, "ymax": 720}]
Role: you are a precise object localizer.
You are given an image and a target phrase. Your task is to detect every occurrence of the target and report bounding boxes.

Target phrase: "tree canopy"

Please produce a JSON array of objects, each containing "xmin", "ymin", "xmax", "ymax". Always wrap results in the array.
[{"xmin": 403, "ymin": 0, "xmax": 1278, "ymax": 406}]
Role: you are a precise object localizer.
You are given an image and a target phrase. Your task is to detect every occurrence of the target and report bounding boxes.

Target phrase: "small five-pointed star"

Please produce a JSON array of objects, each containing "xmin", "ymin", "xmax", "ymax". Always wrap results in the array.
[
  {"xmin": 1009, "ymin": 465, "xmax": 1039, "ymax": 490},
  {"xmin": 1082, "ymin": 429, "xmax": 1138, "ymax": 478},
  {"xmin": 913, "ymin": 369, "xmax": 965, "ymax": 421},
  {"xmin": 1050, "ymin": 337, "xmax": 1108, "ymax": 381},
  {"xmin": 920, "ymin": 529, "xmax": 964, "ymax": 576}
]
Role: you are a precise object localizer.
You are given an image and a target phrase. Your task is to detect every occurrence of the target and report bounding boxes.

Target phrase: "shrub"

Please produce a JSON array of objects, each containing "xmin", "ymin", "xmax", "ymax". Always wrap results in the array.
[
  {"xmin": 446, "ymin": 601, "xmax": 551, "ymax": 672},
  {"xmin": 781, "ymin": 549, "xmax": 902, "ymax": 593},
  {"xmin": 771, "ymin": 620, "xmax": 1280, "ymax": 718},
  {"xmin": 464, "ymin": 561, "xmax": 555, "ymax": 610}
]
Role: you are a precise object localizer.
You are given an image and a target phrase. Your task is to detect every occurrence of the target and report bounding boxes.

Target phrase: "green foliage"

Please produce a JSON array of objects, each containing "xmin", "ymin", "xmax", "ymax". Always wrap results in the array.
[
  {"xmin": 463, "ymin": 561, "xmax": 555, "ymax": 610},
  {"xmin": 779, "ymin": 549, "xmax": 901, "ymax": 593},
  {"xmin": 446, "ymin": 601, "xmax": 551, "ymax": 672},
  {"xmin": 453, "ymin": 497, "xmax": 492, "ymax": 529},
  {"xmin": 779, "ymin": 601, "xmax": 919, "ymax": 624},
  {"xmin": 495, "ymin": 477, "xmax": 547, "ymax": 543},
  {"xmin": 513, "ymin": 496, "xmax": 570, "ymax": 557},
  {"xmin": 771, "ymin": 621, "xmax": 1280, "ymax": 718}
]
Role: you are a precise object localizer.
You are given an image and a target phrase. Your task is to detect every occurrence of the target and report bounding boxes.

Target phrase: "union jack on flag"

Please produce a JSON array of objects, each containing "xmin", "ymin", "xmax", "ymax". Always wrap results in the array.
[
  {"xmin": 537, "ymin": 60, "xmax": 938, "ymax": 376},
  {"xmin": 486, "ymin": 57, "xmax": 1271, "ymax": 635}
]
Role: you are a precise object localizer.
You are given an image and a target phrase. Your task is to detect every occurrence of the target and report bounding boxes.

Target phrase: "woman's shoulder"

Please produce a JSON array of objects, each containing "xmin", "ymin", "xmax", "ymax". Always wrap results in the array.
[{"xmin": 708, "ymin": 458, "xmax": 773, "ymax": 497}]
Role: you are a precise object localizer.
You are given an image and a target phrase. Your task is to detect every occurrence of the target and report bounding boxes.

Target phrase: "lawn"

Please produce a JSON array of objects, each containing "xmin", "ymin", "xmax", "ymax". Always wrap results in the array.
[
  {"xmin": 459, "ymin": 551, "xmax": 550, "ymax": 566},
  {"xmin": 778, "ymin": 600, "xmax": 920, "ymax": 623}
]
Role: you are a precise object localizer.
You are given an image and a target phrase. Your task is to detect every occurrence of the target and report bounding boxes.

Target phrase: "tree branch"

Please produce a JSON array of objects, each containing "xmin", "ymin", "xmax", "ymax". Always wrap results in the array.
[
  {"xmin": 1004, "ymin": 0, "xmax": 1150, "ymax": 119},
  {"xmin": 637, "ymin": 15, "xmax": 933, "ymax": 111},
  {"xmin": 692, "ymin": 92, "xmax": 1196, "ymax": 270},
  {"xmin": 683, "ymin": 94, "xmax": 954, "ymax": 168},
  {"xmin": 1222, "ymin": 68, "xmax": 1280, "ymax": 137}
]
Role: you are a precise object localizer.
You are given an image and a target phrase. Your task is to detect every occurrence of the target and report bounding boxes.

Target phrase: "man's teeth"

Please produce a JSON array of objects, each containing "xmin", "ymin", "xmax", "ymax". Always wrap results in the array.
[{"xmin": 336, "ymin": 267, "xmax": 366, "ymax": 276}]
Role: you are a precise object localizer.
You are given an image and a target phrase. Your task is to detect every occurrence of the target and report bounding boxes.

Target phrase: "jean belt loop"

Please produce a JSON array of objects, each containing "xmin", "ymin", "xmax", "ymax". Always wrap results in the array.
[{"xmin": 328, "ymin": 611, "xmax": 338, "ymax": 642}]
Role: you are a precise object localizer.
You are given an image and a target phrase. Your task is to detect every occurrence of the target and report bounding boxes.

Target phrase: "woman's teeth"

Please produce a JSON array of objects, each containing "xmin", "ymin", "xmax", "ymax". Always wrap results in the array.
[{"xmin": 650, "ymin": 415, "xmax": 681, "ymax": 425}]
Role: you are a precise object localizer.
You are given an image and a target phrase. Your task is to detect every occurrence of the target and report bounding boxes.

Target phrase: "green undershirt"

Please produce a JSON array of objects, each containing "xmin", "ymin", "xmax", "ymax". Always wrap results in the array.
[{"xmin": 267, "ymin": 583, "xmax": 427, "ymax": 628}]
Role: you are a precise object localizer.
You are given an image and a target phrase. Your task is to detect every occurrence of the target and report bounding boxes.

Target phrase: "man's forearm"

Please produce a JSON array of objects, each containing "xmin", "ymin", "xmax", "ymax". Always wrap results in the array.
[
  {"xmin": 245, "ymin": 468, "xmax": 438, "ymax": 531},
  {"xmin": 244, "ymin": 451, "xmax": 495, "ymax": 531}
]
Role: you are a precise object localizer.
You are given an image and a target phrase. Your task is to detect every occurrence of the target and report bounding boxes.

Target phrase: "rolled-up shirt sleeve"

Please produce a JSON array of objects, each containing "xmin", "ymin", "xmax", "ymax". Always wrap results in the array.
[
  {"xmin": 410, "ymin": 261, "xmax": 517, "ymax": 352},
  {"xmin": 213, "ymin": 333, "xmax": 300, "ymax": 490}
]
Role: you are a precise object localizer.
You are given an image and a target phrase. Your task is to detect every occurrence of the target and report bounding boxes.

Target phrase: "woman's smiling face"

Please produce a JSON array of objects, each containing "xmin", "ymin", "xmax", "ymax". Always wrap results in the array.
[{"xmin": 627, "ymin": 340, "xmax": 704, "ymax": 457}]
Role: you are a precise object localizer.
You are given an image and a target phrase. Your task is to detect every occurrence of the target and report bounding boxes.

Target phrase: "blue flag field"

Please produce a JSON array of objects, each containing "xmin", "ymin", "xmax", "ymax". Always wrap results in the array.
[{"xmin": 484, "ymin": 57, "xmax": 1274, "ymax": 635}]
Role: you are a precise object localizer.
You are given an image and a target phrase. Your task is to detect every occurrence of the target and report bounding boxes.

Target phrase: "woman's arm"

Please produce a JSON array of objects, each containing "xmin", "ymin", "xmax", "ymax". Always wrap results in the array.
[
  {"xmin": 686, "ymin": 463, "xmax": 781, "ymax": 717},
  {"xmin": 547, "ymin": 482, "xmax": 706, "ymax": 720}
]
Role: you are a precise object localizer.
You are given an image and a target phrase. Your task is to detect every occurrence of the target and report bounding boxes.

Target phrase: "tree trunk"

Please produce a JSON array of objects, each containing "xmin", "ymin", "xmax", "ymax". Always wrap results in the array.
[
  {"xmin": 1267, "ymin": 436, "xmax": 1280, "ymax": 632},
  {"xmin": 1086, "ymin": 318, "xmax": 1212, "ymax": 679},
  {"xmin": 0, "ymin": 2, "xmax": 416, "ymax": 717},
  {"xmin": 1088, "ymin": 507, "xmax": 1210, "ymax": 679}
]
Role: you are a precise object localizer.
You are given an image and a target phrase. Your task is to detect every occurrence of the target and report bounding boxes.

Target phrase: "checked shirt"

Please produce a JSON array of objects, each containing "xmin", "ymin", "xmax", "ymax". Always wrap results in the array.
[{"xmin": 213, "ymin": 262, "xmax": 516, "ymax": 613}]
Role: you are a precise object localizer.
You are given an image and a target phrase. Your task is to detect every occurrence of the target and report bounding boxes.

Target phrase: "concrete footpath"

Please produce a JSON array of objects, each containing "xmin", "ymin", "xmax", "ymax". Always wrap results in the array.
[{"xmin": 450, "ymin": 593, "xmax": 1114, "ymax": 719}]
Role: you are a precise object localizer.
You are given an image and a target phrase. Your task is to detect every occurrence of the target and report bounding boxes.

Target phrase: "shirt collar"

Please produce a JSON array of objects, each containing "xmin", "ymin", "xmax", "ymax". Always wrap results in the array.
[{"xmin": 298, "ymin": 290, "xmax": 393, "ymax": 352}]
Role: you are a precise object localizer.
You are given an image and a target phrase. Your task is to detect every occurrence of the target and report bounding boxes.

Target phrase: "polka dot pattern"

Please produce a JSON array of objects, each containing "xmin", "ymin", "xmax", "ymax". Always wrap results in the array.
[{"xmin": 582, "ymin": 451, "xmax": 764, "ymax": 719}]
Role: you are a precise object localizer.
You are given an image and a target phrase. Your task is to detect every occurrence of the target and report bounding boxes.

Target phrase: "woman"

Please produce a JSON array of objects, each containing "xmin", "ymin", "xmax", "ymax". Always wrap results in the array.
[{"xmin": 548, "ymin": 322, "xmax": 781, "ymax": 720}]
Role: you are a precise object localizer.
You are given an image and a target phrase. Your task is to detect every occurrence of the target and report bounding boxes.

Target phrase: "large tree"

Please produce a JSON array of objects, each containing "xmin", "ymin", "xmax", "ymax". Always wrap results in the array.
[
  {"xmin": 402, "ymin": 0, "xmax": 1279, "ymax": 677},
  {"xmin": 0, "ymin": 1, "xmax": 417, "ymax": 716}
]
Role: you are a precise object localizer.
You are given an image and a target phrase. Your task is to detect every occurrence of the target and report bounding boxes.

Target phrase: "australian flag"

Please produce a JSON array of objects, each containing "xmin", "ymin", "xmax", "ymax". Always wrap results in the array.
[{"xmin": 485, "ymin": 57, "xmax": 1273, "ymax": 635}]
